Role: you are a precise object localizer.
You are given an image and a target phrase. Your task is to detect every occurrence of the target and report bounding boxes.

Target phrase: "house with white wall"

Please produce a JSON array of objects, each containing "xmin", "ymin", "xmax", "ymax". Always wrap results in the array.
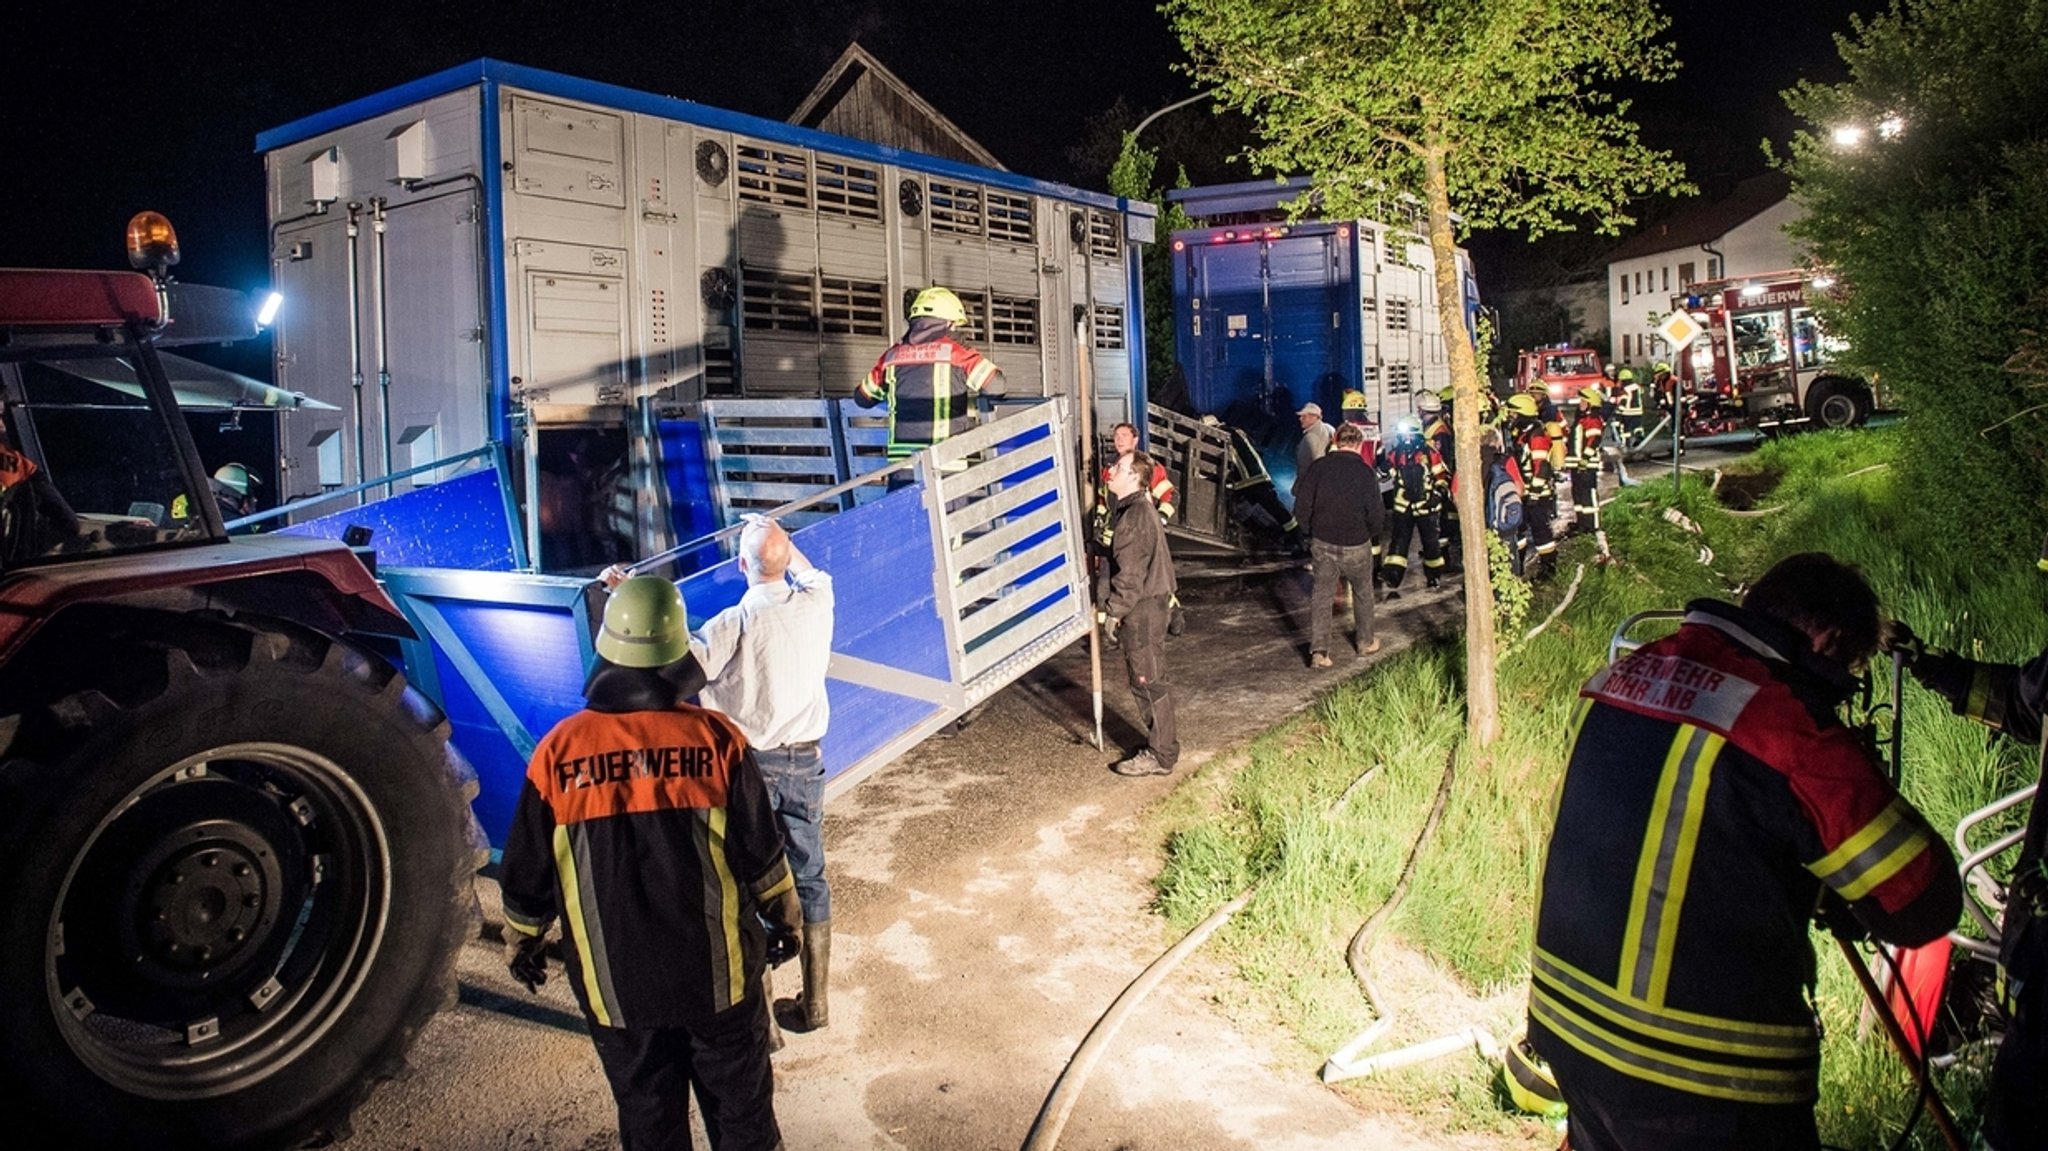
[{"xmin": 1605, "ymin": 172, "xmax": 1803, "ymax": 372}]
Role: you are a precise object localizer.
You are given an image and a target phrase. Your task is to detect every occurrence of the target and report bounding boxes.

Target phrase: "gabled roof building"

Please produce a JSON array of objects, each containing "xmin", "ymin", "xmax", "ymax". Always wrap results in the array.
[{"xmin": 1605, "ymin": 172, "xmax": 1803, "ymax": 371}]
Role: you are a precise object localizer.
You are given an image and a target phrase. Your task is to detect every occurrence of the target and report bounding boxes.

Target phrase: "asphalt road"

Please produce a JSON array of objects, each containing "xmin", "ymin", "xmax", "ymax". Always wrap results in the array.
[{"xmin": 336, "ymin": 553, "xmax": 1535, "ymax": 1151}]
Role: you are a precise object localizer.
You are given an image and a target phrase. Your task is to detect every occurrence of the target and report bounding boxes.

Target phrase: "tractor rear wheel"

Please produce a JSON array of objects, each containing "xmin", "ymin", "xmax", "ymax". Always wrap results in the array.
[{"xmin": 0, "ymin": 616, "xmax": 471, "ymax": 1150}]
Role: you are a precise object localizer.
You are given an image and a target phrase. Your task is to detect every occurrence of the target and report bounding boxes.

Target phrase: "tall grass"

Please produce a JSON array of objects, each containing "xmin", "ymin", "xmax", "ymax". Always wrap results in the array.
[{"xmin": 1149, "ymin": 424, "xmax": 2040, "ymax": 1147}]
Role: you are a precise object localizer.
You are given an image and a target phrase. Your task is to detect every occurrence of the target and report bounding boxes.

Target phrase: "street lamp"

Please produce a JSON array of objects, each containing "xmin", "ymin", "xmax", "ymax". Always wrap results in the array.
[{"xmin": 1131, "ymin": 88, "xmax": 1220, "ymax": 144}]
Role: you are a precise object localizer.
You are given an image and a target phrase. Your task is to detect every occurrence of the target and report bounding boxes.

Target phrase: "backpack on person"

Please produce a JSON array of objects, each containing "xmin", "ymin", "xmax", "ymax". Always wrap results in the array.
[{"xmin": 1487, "ymin": 460, "xmax": 1524, "ymax": 535}]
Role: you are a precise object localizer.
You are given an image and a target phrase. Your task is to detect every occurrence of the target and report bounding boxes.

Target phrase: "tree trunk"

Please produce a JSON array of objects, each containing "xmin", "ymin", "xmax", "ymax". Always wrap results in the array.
[{"xmin": 1422, "ymin": 143, "xmax": 1503, "ymax": 747}]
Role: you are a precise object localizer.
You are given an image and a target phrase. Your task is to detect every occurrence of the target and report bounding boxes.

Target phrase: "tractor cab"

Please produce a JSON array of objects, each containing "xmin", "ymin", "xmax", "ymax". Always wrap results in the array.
[{"xmin": 0, "ymin": 214, "xmax": 321, "ymax": 571}]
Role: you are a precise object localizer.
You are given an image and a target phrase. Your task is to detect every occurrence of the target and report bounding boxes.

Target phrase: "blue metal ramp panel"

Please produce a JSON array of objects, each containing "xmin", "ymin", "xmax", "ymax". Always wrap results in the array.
[
  {"xmin": 278, "ymin": 468, "xmax": 520, "ymax": 571},
  {"xmin": 381, "ymin": 569, "xmax": 596, "ymax": 847},
  {"xmin": 801, "ymin": 482, "xmax": 952, "ymax": 684}
]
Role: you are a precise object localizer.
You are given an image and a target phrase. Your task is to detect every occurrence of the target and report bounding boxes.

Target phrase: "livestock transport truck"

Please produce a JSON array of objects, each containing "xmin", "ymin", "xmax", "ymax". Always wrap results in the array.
[
  {"xmin": 1164, "ymin": 177, "xmax": 1481, "ymax": 497},
  {"xmin": 2, "ymin": 58, "xmax": 1150, "ymax": 1148}
]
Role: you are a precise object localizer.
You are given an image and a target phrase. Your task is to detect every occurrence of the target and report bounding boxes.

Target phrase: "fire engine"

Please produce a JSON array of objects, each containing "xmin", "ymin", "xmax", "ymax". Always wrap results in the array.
[
  {"xmin": 1514, "ymin": 344, "xmax": 1606, "ymax": 406},
  {"xmin": 1670, "ymin": 270, "xmax": 1874, "ymax": 430}
]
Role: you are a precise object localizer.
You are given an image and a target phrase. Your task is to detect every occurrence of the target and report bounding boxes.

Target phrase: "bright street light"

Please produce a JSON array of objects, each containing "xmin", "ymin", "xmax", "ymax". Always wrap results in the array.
[{"xmin": 1832, "ymin": 125, "xmax": 1867, "ymax": 149}]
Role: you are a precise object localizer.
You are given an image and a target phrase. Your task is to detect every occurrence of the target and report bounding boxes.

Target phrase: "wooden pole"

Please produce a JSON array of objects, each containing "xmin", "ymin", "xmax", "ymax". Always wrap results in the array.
[{"xmin": 1075, "ymin": 311, "xmax": 1103, "ymax": 752}]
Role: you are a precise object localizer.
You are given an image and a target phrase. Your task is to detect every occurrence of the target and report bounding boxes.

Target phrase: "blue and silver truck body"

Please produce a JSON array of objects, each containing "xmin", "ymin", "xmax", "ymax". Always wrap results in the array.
[
  {"xmin": 251, "ymin": 60, "xmax": 1146, "ymax": 843},
  {"xmin": 1167, "ymin": 178, "xmax": 1478, "ymax": 492}
]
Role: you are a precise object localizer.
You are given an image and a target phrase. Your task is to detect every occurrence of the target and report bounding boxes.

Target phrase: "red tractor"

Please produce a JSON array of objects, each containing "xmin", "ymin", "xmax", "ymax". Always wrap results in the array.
[{"xmin": 0, "ymin": 217, "xmax": 474, "ymax": 1149}]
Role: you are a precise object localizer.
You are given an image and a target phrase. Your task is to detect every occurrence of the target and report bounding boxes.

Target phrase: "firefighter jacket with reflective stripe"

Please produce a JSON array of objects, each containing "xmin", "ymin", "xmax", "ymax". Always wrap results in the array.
[
  {"xmin": 855, "ymin": 317, "xmax": 1005, "ymax": 458},
  {"xmin": 499, "ymin": 671, "xmax": 795, "ymax": 1031},
  {"xmin": 1424, "ymin": 416, "xmax": 1455, "ymax": 481},
  {"xmin": 1383, "ymin": 442, "xmax": 1448, "ymax": 513},
  {"xmin": 1567, "ymin": 413, "xmax": 1605, "ymax": 471},
  {"xmin": 1511, "ymin": 419, "xmax": 1556, "ymax": 500},
  {"xmin": 1097, "ymin": 454, "xmax": 1179, "ymax": 544},
  {"xmin": 1530, "ymin": 600, "xmax": 1959, "ymax": 1110},
  {"xmin": 1617, "ymin": 382, "xmax": 1646, "ymax": 418},
  {"xmin": 1224, "ymin": 427, "xmax": 1273, "ymax": 490}
]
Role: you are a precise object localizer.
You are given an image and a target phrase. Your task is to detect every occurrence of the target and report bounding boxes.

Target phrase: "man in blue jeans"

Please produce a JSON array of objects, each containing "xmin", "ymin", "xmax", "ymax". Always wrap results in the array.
[
  {"xmin": 1293, "ymin": 422, "xmax": 1387, "ymax": 668},
  {"xmin": 693, "ymin": 514, "xmax": 837, "ymax": 1034}
]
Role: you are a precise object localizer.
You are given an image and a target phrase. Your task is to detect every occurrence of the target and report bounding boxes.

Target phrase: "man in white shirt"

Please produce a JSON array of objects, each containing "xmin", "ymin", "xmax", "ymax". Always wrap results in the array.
[{"xmin": 693, "ymin": 515, "xmax": 837, "ymax": 1033}]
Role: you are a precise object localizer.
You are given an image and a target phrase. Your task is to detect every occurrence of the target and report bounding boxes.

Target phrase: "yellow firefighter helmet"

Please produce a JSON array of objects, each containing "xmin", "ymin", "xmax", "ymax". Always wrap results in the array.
[{"xmin": 909, "ymin": 286, "xmax": 967, "ymax": 325}]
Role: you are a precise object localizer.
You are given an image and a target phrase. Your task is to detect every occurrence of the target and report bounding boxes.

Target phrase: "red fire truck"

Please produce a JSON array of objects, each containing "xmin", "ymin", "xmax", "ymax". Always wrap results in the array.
[
  {"xmin": 1671, "ymin": 270, "xmax": 1875, "ymax": 430},
  {"xmin": 1514, "ymin": 344, "xmax": 1606, "ymax": 406}
]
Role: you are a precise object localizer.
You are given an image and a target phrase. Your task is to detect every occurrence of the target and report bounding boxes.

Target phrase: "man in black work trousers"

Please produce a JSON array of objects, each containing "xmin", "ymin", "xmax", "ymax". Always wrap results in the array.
[{"xmin": 1103, "ymin": 450, "xmax": 1179, "ymax": 777}]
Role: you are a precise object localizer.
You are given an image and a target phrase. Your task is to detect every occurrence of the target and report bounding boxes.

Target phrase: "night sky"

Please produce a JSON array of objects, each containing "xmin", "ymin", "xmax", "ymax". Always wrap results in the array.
[{"xmin": 2, "ymin": 0, "xmax": 1882, "ymax": 300}]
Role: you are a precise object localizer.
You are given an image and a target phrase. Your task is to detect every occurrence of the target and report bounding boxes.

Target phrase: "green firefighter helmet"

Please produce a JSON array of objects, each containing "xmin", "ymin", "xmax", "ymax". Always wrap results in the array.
[
  {"xmin": 1502, "ymin": 1029, "xmax": 1568, "ymax": 1120},
  {"xmin": 909, "ymin": 286, "xmax": 966, "ymax": 325},
  {"xmin": 596, "ymin": 576, "xmax": 692, "ymax": 669},
  {"xmin": 1653, "ymin": 360, "xmax": 1673, "ymax": 377},
  {"xmin": 212, "ymin": 462, "xmax": 260, "ymax": 497}
]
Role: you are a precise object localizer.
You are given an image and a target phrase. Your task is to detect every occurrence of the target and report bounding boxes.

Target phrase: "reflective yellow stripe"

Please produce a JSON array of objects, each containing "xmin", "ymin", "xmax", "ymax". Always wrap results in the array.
[
  {"xmin": 966, "ymin": 359, "xmax": 997, "ymax": 392},
  {"xmin": 1535, "ymin": 948, "xmax": 1817, "ymax": 1053},
  {"xmin": 1620, "ymin": 726, "xmax": 1722, "ymax": 1005},
  {"xmin": 1809, "ymin": 798, "xmax": 1933, "ymax": 901},
  {"xmin": 707, "ymin": 807, "xmax": 746, "ymax": 1007},
  {"xmin": 1530, "ymin": 983, "xmax": 1815, "ymax": 1104},
  {"xmin": 554, "ymin": 824, "xmax": 612, "ymax": 1027}
]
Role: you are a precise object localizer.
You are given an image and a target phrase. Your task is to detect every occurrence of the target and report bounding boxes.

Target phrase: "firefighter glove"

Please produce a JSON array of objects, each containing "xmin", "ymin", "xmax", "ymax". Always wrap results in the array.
[
  {"xmin": 1814, "ymin": 890, "xmax": 1869, "ymax": 944},
  {"xmin": 1907, "ymin": 649, "xmax": 1976, "ymax": 714},
  {"xmin": 762, "ymin": 884, "xmax": 802, "ymax": 967},
  {"xmin": 766, "ymin": 926, "xmax": 799, "ymax": 968},
  {"xmin": 506, "ymin": 932, "xmax": 550, "ymax": 993},
  {"xmin": 1104, "ymin": 615, "xmax": 1121, "ymax": 644},
  {"xmin": 1880, "ymin": 619, "xmax": 1924, "ymax": 665}
]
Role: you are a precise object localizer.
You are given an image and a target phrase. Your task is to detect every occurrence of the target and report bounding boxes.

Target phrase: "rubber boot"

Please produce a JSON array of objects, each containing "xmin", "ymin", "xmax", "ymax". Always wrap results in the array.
[{"xmin": 801, "ymin": 921, "xmax": 831, "ymax": 1031}]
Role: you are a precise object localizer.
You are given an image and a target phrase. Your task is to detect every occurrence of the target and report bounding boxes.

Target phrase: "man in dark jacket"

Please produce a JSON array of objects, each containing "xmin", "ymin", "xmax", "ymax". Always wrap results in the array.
[
  {"xmin": 1529, "ymin": 553, "xmax": 1960, "ymax": 1151},
  {"xmin": 1103, "ymin": 450, "xmax": 1179, "ymax": 777},
  {"xmin": 499, "ymin": 575, "xmax": 803, "ymax": 1151},
  {"xmin": 1294, "ymin": 422, "xmax": 1388, "ymax": 668},
  {"xmin": 855, "ymin": 286, "xmax": 1006, "ymax": 462}
]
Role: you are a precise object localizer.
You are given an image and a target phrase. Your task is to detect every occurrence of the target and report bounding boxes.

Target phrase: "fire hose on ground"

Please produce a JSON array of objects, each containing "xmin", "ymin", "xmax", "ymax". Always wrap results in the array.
[{"xmin": 1020, "ymin": 742, "xmax": 1471, "ymax": 1148}]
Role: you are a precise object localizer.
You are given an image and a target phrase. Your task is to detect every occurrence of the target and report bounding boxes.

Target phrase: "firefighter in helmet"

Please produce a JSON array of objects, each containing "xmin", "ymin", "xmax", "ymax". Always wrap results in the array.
[
  {"xmin": 1339, "ymin": 388, "xmax": 1379, "ymax": 467},
  {"xmin": 1564, "ymin": 387, "xmax": 1605, "ymax": 534},
  {"xmin": 211, "ymin": 462, "xmax": 262, "ymax": 534},
  {"xmin": 1377, "ymin": 416, "xmax": 1449, "ymax": 591},
  {"xmin": 1503, "ymin": 392, "xmax": 1559, "ymax": 579},
  {"xmin": 1651, "ymin": 360, "xmax": 1677, "ymax": 415},
  {"xmin": 1418, "ymin": 390, "xmax": 1462, "ymax": 570},
  {"xmin": 856, "ymin": 286, "xmax": 1007, "ymax": 465},
  {"xmin": 1613, "ymin": 366, "xmax": 1644, "ymax": 447}
]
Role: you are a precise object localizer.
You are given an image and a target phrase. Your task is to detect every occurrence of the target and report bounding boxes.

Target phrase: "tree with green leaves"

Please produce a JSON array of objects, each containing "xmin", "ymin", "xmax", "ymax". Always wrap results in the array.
[
  {"xmin": 1164, "ymin": 0, "xmax": 1691, "ymax": 746},
  {"xmin": 1781, "ymin": 0, "xmax": 2048, "ymax": 565}
]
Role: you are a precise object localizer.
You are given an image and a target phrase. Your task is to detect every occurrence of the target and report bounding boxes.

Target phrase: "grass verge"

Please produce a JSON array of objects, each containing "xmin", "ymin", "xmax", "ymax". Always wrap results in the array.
[{"xmin": 1150, "ymin": 425, "xmax": 2037, "ymax": 1148}]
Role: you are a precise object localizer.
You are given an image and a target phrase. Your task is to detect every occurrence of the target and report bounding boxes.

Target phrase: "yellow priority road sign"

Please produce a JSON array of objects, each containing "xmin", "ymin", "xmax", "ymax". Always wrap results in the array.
[{"xmin": 1657, "ymin": 309, "xmax": 1703, "ymax": 349}]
